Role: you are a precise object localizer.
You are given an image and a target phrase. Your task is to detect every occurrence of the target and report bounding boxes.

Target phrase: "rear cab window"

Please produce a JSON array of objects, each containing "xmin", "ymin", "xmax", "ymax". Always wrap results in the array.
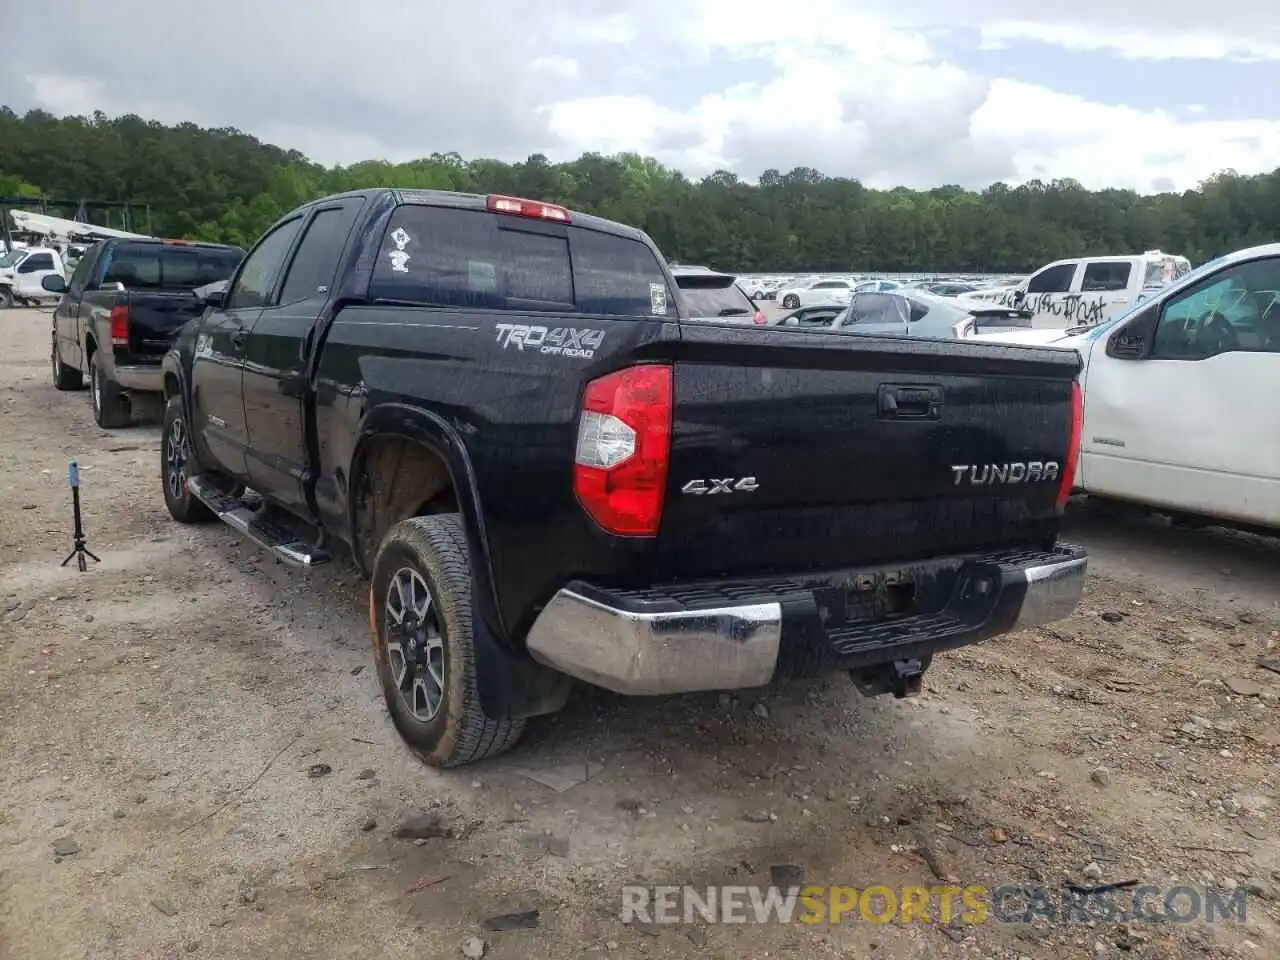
[
  {"xmin": 99, "ymin": 242, "xmax": 245, "ymax": 290},
  {"xmin": 673, "ymin": 273, "xmax": 756, "ymax": 321},
  {"xmin": 368, "ymin": 203, "xmax": 676, "ymax": 319}
]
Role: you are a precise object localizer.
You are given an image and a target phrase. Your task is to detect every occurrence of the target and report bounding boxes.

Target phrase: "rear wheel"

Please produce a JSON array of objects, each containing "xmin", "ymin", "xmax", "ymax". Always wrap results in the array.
[
  {"xmin": 783, "ymin": 294, "xmax": 799, "ymax": 309},
  {"xmin": 89, "ymin": 354, "xmax": 131, "ymax": 428},
  {"xmin": 371, "ymin": 514, "xmax": 525, "ymax": 767},
  {"xmin": 160, "ymin": 395, "xmax": 215, "ymax": 523},
  {"xmin": 51, "ymin": 335, "xmax": 83, "ymax": 390}
]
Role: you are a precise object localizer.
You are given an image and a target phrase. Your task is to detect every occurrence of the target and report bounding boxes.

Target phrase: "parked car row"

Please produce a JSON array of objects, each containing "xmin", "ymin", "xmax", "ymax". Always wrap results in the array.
[
  {"xmin": 680, "ymin": 248, "xmax": 1278, "ymax": 540},
  {"xmin": 973, "ymin": 244, "xmax": 1280, "ymax": 533},
  {"xmin": 37, "ymin": 188, "xmax": 1089, "ymax": 767},
  {"xmin": 776, "ymin": 288, "xmax": 1035, "ymax": 339}
]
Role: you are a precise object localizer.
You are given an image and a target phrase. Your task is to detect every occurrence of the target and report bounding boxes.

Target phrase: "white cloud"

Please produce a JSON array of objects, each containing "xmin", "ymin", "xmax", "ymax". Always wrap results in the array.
[
  {"xmin": 2, "ymin": 0, "xmax": 1279, "ymax": 193},
  {"xmin": 530, "ymin": 56, "xmax": 580, "ymax": 82},
  {"xmin": 980, "ymin": 20, "xmax": 1280, "ymax": 62}
]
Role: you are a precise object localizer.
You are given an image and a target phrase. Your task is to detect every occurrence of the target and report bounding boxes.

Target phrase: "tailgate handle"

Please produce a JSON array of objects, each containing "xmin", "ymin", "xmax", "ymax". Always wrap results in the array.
[{"xmin": 879, "ymin": 384, "xmax": 942, "ymax": 420}]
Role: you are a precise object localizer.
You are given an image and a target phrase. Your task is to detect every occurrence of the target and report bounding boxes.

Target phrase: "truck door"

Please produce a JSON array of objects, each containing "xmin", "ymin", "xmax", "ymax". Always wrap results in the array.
[
  {"xmin": 1077, "ymin": 259, "xmax": 1135, "ymax": 327},
  {"xmin": 16, "ymin": 250, "xmax": 58, "ymax": 299},
  {"xmin": 1081, "ymin": 253, "xmax": 1280, "ymax": 526},
  {"xmin": 190, "ymin": 216, "xmax": 304, "ymax": 482},
  {"xmin": 1019, "ymin": 260, "xmax": 1080, "ymax": 329},
  {"xmin": 241, "ymin": 200, "xmax": 362, "ymax": 516},
  {"xmin": 55, "ymin": 251, "xmax": 94, "ymax": 370}
]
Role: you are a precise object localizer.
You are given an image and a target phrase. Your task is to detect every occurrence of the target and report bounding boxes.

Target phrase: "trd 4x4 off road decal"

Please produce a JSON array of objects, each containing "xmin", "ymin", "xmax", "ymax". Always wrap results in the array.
[{"xmin": 494, "ymin": 324, "xmax": 605, "ymax": 359}]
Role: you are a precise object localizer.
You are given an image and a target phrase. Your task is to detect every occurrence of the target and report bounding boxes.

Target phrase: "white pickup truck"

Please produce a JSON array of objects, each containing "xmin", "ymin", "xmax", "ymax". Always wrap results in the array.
[
  {"xmin": 959, "ymin": 251, "xmax": 1191, "ymax": 330},
  {"xmin": 979, "ymin": 244, "xmax": 1279, "ymax": 531},
  {"xmin": 0, "ymin": 245, "xmax": 69, "ymax": 308}
]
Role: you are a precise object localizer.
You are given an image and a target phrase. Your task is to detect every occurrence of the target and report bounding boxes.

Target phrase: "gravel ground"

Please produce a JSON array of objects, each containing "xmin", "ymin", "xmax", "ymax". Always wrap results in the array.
[{"xmin": 2, "ymin": 305, "xmax": 1280, "ymax": 960}]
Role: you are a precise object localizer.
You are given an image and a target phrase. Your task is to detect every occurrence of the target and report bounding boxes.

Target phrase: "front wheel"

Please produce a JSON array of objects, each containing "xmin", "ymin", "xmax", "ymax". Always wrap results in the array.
[
  {"xmin": 371, "ymin": 514, "xmax": 525, "ymax": 767},
  {"xmin": 0, "ymin": 287, "xmax": 13, "ymax": 310},
  {"xmin": 782, "ymin": 294, "xmax": 799, "ymax": 309},
  {"xmin": 160, "ymin": 395, "xmax": 215, "ymax": 523}
]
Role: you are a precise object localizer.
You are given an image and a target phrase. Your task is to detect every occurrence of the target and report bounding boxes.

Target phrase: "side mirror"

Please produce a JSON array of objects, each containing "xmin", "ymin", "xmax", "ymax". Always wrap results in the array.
[
  {"xmin": 194, "ymin": 279, "xmax": 228, "ymax": 308},
  {"xmin": 1010, "ymin": 288, "xmax": 1026, "ymax": 305},
  {"xmin": 41, "ymin": 274, "xmax": 67, "ymax": 294},
  {"xmin": 1106, "ymin": 305, "xmax": 1158, "ymax": 360}
]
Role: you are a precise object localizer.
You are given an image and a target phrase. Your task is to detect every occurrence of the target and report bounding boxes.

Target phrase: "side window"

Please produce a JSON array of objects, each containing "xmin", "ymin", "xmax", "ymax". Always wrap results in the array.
[
  {"xmin": 19, "ymin": 253, "xmax": 54, "ymax": 273},
  {"xmin": 67, "ymin": 253, "xmax": 94, "ymax": 291},
  {"xmin": 812, "ymin": 280, "xmax": 844, "ymax": 289},
  {"xmin": 1026, "ymin": 263, "xmax": 1077, "ymax": 294},
  {"xmin": 1081, "ymin": 261, "xmax": 1132, "ymax": 292},
  {"xmin": 1151, "ymin": 258, "xmax": 1280, "ymax": 359},
  {"xmin": 571, "ymin": 230, "xmax": 673, "ymax": 318},
  {"xmin": 226, "ymin": 218, "xmax": 304, "ymax": 310},
  {"xmin": 844, "ymin": 292, "xmax": 907, "ymax": 326},
  {"xmin": 278, "ymin": 205, "xmax": 360, "ymax": 305}
]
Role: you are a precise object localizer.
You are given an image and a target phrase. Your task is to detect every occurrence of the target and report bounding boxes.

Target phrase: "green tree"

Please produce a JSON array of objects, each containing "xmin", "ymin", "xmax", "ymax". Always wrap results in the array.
[{"xmin": 1, "ymin": 105, "xmax": 1276, "ymax": 271}]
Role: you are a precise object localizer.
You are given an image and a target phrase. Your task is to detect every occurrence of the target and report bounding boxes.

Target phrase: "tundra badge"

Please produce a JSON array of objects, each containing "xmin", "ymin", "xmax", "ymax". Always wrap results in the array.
[
  {"xmin": 951, "ymin": 462, "xmax": 1060, "ymax": 486},
  {"xmin": 681, "ymin": 477, "xmax": 759, "ymax": 495}
]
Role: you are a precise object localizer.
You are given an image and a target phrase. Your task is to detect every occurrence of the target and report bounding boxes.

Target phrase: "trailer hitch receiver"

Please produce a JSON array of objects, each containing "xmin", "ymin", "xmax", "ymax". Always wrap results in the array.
[{"xmin": 849, "ymin": 657, "xmax": 927, "ymax": 699}]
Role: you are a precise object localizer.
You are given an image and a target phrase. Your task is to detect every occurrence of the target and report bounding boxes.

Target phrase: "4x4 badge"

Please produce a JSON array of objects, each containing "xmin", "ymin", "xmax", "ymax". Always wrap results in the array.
[{"xmin": 681, "ymin": 477, "xmax": 759, "ymax": 495}]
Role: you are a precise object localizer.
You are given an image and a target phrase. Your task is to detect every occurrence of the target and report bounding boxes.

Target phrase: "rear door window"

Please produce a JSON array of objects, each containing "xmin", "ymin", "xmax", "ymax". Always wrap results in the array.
[
  {"xmin": 843, "ymin": 292, "xmax": 909, "ymax": 326},
  {"xmin": 99, "ymin": 243, "xmax": 245, "ymax": 290},
  {"xmin": 369, "ymin": 204, "xmax": 674, "ymax": 318},
  {"xmin": 1081, "ymin": 261, "xmax": 1132, "ymax": 292},
  {"xmin": 675, "ymin": 277, "xmax": 755, "ymax": 320}
]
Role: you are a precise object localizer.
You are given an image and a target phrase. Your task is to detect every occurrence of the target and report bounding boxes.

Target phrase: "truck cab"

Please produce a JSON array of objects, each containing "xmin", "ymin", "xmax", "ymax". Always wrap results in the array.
[
  {"xmin": 959, "ymin": 251, "xmax": 1191, "ymax": 330},
  {"xmin": 0, "ymin": 245, "xmax": 66, "ymax": 307}
]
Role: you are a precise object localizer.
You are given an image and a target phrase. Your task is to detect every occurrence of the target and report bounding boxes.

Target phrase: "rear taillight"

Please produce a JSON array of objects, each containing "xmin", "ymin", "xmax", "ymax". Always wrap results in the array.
[
  {"xmin": 1056, "ymin": 380, "xmax": 1083, "ymax": 509},
  {"xmin": 485, "ymin": 194, "xmax": 571, "ymax": 223},
  {"xmin": 753, "ymin": 310, "xmax": 767, "ymax": 326},
  {"xmin": 109, "ymin": 305, "xmax": 129, "ymax": 346},
  {"xmin": 573, "ymin": 364, "xmax": 673, "ymax": 536}
]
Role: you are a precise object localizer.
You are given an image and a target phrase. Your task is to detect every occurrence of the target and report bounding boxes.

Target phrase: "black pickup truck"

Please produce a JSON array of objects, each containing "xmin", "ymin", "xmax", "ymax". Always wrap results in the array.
[
  {"xmin": 44, "ymin": 237, "xmax": 244, "ymax": 427},
  {"xmin": 160, "ymin": 188, "xmax": 1088, "ymax": 767}
]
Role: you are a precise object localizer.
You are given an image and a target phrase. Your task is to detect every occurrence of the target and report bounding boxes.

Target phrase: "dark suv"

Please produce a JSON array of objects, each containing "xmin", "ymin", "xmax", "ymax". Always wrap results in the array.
[{"xmin": 670, "ymin": 267, "xmax": 764, "ymax": 325}]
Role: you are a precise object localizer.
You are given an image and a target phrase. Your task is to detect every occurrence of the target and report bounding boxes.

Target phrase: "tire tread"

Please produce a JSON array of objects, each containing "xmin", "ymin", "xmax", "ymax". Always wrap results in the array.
[
  {"xmin": 377, "ymin": 514, "xmax": 524, "ymax": 767},
  {"xmin": 90, "ymin": 354, "xmax": 131, "ymax": 429}
]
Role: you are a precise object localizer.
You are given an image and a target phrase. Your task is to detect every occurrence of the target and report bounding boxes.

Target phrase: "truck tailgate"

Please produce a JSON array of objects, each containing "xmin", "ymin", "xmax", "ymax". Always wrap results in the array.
[
  {"xmin": 124, "ymin": 293, "xmax": 207, "ymax": 359},
  {"xmin": 657, "ymin": 325, "xmax": 1082, "ymax": 579}
]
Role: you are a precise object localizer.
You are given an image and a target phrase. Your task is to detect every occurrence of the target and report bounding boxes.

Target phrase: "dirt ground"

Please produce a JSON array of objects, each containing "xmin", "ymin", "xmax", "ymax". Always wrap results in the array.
[{"xmin": 3, "ymin": 306, "xmax": 1280, "ymax": 960}]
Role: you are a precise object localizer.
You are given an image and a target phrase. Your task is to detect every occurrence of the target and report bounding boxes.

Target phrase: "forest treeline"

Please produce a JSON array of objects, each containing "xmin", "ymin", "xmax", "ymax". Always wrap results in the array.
[{"xmin": 1, "ymin": 107, "xmax": 1278, "ymax": 272}]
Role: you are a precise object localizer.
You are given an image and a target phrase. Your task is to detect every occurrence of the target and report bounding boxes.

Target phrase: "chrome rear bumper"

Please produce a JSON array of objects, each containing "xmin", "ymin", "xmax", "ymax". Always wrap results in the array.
[{"xmin": 525, "ymin": 545, "xmax": 1087, "ymax": 696}]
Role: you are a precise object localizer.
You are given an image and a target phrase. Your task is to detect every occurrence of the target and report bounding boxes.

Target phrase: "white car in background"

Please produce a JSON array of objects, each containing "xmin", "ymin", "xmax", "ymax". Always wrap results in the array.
[
  {"xmin": 777, "ymin": 278, "xmax": 901, "ymax": 309},
  {"xmin": 978, "ymin": 244, "xmax": 1280, "ymax": 532}
]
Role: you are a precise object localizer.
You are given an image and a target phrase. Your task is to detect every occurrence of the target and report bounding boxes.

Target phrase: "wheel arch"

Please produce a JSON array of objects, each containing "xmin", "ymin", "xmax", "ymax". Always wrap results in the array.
[
  {"xmin": 161, "ymin": 350, "xmax": 189, "ymax": 405},
  {"xmin": 349, "ymin": 404, "xmax": 499, "ymax": 631},
  {"xmin": 350, "ymin": 404, "xmax": 572, "ymax": 721}
]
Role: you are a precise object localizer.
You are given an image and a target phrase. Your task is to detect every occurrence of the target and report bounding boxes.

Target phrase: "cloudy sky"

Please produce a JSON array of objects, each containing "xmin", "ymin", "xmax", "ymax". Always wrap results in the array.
[{"xmin": 2, "ymin": 0, "xmax": 1278, "ymax": 193}]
